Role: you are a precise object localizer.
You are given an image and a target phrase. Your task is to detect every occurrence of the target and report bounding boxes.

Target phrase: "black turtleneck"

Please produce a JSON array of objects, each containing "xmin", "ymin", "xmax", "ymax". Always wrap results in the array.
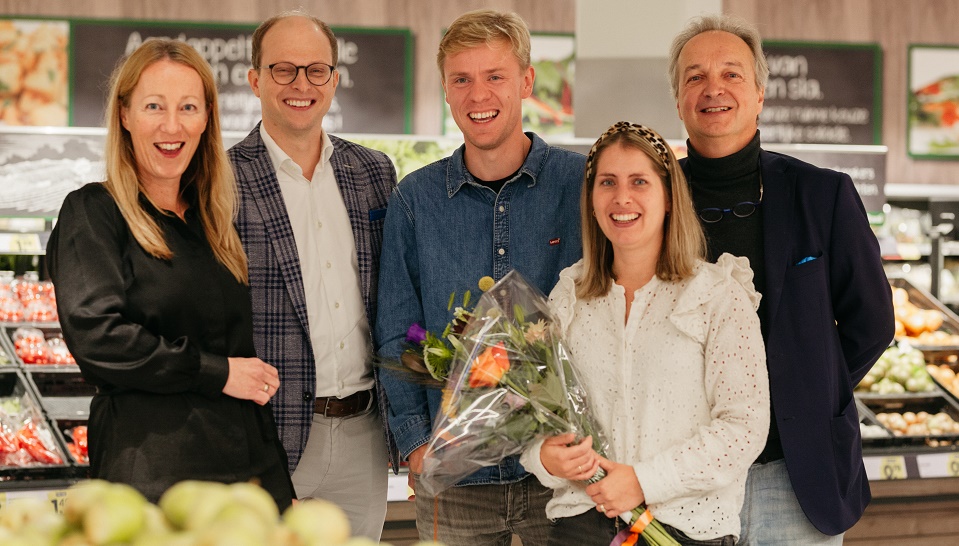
[
  {"xmin": 685, "ymin": 131, "xmax": 783, "ymax": 464},
  {"xmin": 686, "ymin": 132, "xmax": 766, "ymax": 332}
]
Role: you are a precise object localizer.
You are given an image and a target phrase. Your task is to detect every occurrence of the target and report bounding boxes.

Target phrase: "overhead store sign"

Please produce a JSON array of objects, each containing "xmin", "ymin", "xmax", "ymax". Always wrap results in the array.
[
  {"xmin": 1, "ymin": 17, "xmax": 412, "ymax": 134},
  {"xmin": 766, "ymin": 144, "xmax": 887, "ymax": 212},
  {"xmin": 760, "ymin": 42, "xmax": 882, "ymax": 146}
]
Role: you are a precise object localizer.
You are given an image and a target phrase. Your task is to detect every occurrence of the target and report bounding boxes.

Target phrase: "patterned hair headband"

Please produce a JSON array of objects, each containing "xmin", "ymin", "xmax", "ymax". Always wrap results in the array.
[{"xmin": 585, "ymin": 121, "xmax": 672, "ymax": 180}]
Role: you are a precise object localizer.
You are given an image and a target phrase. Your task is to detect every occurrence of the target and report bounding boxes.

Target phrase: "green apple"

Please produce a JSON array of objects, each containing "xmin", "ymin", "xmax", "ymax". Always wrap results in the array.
[
  {"xmin": 58, "ymin": 531, "xmax": 95, "ymax": 546},
  {"xmin": 282, "ymin": 499, "xmax": 351, "ymax": 545},
  {"xmin": 182, "ymin": 483, "xmax": 232, "ymax": 531},
  {"xmin": 0, "ymin": 497, "xmax": 59, "ymax": 533},
  {"xmin": 228, "ymin": 482, "xmax": 280, "ymax": 526},
  {"xmin": 64, "ymin": 480, "xmax": 112, "ymax": 527},
  {"xmin": 159, "ymin": 481, "xmax": 206, "ymax": 529},
  {"xmin": 82, "ymin": 483, "xmax": 147, "ymax": 545},
  {"xmin": 139, "ymin": 502, "xmax": 173, "ymax": 535},
  {"xmin": 194, "ymin": 521, "xmax": 270, "ymax": 546}
]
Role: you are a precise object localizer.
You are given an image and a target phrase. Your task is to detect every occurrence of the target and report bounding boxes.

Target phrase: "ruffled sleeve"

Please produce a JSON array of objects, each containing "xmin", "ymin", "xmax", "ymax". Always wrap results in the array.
[
  {"xmin": 668, "ymin": 253, "xmax": 761, "ymax": 344},
  {"xmin": 547, "ymin": 260, "xmax": 584, "ymax": 337}
]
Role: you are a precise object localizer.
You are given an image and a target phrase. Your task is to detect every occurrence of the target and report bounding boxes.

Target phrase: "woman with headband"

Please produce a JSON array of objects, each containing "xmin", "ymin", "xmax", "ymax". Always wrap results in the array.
[{"xmin": 520, "ymin": 122, "xmax": 769, "ymax": 545}]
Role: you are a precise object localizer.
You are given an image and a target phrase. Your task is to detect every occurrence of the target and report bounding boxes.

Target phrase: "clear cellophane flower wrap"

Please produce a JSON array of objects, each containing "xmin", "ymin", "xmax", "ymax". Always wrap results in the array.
[{"xmin": 419, "ymin": 271, "xmax": 678, "ymax": 546}]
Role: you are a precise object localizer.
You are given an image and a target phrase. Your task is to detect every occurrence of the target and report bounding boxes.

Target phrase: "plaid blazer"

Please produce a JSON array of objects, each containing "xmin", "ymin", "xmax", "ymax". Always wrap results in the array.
[{"xmin": 229, "ymin": 124, "xmax": 399, "ymax": 472}]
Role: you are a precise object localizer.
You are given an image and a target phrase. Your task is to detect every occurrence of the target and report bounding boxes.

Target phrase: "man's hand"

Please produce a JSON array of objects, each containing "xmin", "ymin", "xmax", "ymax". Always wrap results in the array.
[{"xmin": 406, "ymin": 444, "xmax": 429, "ymax": 501}]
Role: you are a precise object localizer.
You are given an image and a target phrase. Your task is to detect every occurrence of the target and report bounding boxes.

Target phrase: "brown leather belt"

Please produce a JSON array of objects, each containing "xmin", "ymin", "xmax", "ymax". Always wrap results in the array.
[{"xmin": 314, "ymin": 389, "xmax": 373, "ymax": 418}]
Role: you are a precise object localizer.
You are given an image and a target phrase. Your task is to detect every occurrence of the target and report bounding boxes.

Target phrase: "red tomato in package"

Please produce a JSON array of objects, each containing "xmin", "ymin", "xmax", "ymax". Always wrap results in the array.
[
  {"xmin": 72, "ymin": 425, "xmax": 88, "ymax": 452},
  {"xmin": 16, "ymin": 421, "xmax": 62, "ymax": 465}
]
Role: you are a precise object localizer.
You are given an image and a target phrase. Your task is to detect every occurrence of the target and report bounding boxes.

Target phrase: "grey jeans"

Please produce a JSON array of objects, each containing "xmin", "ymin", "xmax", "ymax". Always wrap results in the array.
[{"xmin": 413, "ymin": 474, "xmax": 552, "ymax": 546}]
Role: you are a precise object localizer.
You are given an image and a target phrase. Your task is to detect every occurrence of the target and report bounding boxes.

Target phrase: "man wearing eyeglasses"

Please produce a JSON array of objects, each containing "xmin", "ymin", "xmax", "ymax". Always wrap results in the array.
[
  {"xmin": 228, "ymin": 10, "xmax": 397, "ymax": 540},
  {"xmin": 669, "ymin": 14, "xmax": 894, "ymax": 545}
]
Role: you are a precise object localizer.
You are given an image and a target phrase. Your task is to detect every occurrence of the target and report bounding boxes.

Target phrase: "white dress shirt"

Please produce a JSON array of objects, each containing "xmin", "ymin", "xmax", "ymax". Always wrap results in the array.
[
  {"xmin": 521, "ymin": 254, "xmax": 769, "ymax": 541},
  {"xmin": 260, "ymin": 124, "xmax": 373, "ymax": 397}
]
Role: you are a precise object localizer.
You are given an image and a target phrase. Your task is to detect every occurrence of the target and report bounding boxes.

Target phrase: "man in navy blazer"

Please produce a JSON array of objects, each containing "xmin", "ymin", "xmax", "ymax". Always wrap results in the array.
[
  {"xmin": 229, "ymin": 11, "xmax": 397, "ymax": 541},
  {"xmin": 668, "ymin": 14, "xmax": 894, "ymax": 545}
]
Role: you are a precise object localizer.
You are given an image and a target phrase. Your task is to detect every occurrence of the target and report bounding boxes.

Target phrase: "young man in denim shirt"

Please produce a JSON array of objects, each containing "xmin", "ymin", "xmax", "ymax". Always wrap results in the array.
[{"xmin": 375, "ymin": 9, "xmax": 586, "ymax": 546}]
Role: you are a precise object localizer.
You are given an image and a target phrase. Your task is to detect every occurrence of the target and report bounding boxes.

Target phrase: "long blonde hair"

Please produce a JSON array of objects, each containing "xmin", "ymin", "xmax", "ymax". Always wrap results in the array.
[
  {"xmin": 577, "ymin": 122, "xmax": 706, "ymax": 299},
  {"xmin": 103, "ymin": 38, "xmax": 248, "ymax": 284}
]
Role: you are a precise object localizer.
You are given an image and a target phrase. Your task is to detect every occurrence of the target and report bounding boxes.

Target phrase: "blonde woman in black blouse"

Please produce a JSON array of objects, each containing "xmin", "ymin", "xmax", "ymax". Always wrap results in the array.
[{"xmin": 46, "ymin": 39, "xmax": 293, "ymax": 508}]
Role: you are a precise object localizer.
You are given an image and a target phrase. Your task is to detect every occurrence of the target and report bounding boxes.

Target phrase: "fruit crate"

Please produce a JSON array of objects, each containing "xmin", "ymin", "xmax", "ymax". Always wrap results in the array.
[
  {"xmin": 856, "ymin": 397, "xmax": 892, "ymax": 441},
  {"xmin": 0, "ymin": 336, "xmax": 14, "ymax": 368},
  {"xmin": 2, "ymin": 324, "xmax": 79, "ymax": 370},
  {"xmin": 0, "ymin": 369, "xmax": 73, "ymax": 480},
  {"xmin": 860, "ymin": 393, "xmax": 959, "ymax": 448},
  {"xmin": 890, "ymin": 277, "xmax": 959, "ymax": 358},
  {"xmin": 52, "ymin": 418, "xmax": 90, "ymax": 472},
  {"xmin": 25, "ymin": 370, "xmax": 94, "ymax": 421}
]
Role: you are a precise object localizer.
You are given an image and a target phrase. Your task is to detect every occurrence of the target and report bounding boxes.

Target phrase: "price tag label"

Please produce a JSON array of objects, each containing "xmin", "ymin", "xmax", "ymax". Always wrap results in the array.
[
  {"xmin": 0, "ymin": 233, "xmax": 42, "ymax": 253},
  {"xmin": 48, "ymin": 489, "xmax": 68, "ymax": 514},
  {"xmin": 11, "ymin": 234, "xmax": 41, "ymax": 252},
  {"xmin": 864, "ymin": 455, "xmax": 907, "ymax": 480},
  {"xmin": 879, "ymin": 456, "xmax": 907, "ymax": 480},
  {"xmin": 915, "ymin": 452, "xmax": 959, "ymax": 478},
  {"xmin": 0, "ymin": 490, "xmax": 67, "ymax": 513}
]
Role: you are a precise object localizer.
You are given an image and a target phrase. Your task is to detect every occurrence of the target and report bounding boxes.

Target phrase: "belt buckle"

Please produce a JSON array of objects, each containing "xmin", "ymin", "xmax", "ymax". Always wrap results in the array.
[
  {"xmin": 319, "ymin": 398, "xmax": 333, "ymax": 418},
  {"xmin": 360, "ymin": 390, "xmax": 374, "ymax": 414}
]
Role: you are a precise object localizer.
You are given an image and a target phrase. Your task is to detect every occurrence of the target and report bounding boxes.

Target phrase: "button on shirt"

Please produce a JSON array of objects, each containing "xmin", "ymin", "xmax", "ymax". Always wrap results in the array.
[{"xmin": 260, "ymin": 125, "xmax": 373, "ymax": 397}]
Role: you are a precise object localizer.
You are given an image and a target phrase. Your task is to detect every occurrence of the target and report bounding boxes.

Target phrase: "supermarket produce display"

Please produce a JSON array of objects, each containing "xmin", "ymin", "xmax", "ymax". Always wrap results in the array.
[
  {"xmin": 1, "ymin": 273, "xmax": 92, "ymax": 479},
  {"xmin": 0, "ymin": 479, "xmax": 444, "ymax": 545},
  {"xmin": 847, "ymin": 279, "xmax": 959, "ymax": 485}
]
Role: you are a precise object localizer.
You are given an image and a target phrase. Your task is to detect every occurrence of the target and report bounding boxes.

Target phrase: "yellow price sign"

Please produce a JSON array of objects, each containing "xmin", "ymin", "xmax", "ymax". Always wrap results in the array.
[
  {"xmin": 48, "ymin": 489, "xmax": 68, "ymax": 514},
  {"xmin": 879, "ymin": 456, "xmax": 907, "ymax": 480},
  {"xmin": 947, "ymin": 454, "xmax": 959, "ymax": 478},
  {"xmin": 9, "ymin": 234, "xmax": 41, "ymax": 252}
]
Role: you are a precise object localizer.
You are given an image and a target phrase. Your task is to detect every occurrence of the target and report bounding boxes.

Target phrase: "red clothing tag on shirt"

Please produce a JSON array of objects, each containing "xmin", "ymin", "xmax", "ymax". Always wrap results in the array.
[{"xmin": 549, "ymin": 238, "xmax": 561, "ymax": 246}]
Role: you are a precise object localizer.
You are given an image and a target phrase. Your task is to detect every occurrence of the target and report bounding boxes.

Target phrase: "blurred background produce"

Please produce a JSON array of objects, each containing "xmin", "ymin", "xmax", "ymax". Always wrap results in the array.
[
  {"xmin": 857, "ymin": 345, "xmax": 937, "ymax": 394},
  {"xmin": 0, "ymin": 479, "xmax": 446, "ymax": 546},
  {"xmin": 0, "ymin": 20, "xmax": 69, "ymax": 126}
]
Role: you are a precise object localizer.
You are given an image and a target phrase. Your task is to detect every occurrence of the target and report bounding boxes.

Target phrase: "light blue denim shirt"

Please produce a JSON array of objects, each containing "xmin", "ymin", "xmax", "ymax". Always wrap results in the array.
[{"xmin": 375, "ymin": 132, "xmax": 585, "ymax": 486}]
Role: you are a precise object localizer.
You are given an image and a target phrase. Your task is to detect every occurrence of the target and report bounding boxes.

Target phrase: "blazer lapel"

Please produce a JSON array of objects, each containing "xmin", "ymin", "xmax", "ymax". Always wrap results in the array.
[
  {"xmin": 761, "ymin": 149, "xmax": 795, "ymax": 328},
  {"xmin": 239, "ymin": 133, "xmax": 312, "ymax": 336}
]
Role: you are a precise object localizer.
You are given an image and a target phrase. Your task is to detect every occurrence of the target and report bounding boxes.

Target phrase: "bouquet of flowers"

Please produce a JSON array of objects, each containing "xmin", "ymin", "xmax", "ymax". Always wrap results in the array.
[
  {"xmin": 399, "ymin": 292, "xmax": 475, "ymax": 386},
  {"xmin": 418, "ymin": 271, "xmax": 678, "ymax": 546}
]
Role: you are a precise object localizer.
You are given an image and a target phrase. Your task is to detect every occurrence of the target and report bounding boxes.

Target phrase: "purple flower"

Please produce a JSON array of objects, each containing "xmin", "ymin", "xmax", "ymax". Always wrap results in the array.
[{"xmin": 406, "ymin": 323, "xmax": 427, "ymax": 345}]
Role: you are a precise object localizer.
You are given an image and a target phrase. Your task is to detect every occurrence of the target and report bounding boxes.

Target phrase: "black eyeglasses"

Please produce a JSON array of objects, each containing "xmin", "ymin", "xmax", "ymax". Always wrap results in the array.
[
  {"xmin": 697, "ymin": 180, "xmax": 763, "ymax": 223},
  {"xmin": 267, "ymin": 62, "xmax": 335, "ymax": 86}
]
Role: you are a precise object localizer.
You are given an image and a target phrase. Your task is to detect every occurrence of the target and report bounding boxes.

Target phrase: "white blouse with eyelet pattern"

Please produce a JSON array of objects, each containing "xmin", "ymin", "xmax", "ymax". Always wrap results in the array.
[{"xmin": 521, "ymin": 253, "xmax": 770, "ymax": 541}]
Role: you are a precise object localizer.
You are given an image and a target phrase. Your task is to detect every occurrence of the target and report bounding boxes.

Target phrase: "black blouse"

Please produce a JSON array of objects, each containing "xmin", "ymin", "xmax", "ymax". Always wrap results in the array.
[{"xmin": 47, "ymin": 183, "xmax": 291, "ymax": 506}]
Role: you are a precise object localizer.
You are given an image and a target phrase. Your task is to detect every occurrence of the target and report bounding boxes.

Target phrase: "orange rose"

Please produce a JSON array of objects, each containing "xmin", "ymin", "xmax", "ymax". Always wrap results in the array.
[{"xmin": 468, "ymin": 342, "xmax": 510, "ymax": 388}]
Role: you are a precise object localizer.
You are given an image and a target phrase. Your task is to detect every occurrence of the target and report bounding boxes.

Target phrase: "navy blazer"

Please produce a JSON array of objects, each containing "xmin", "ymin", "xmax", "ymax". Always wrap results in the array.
[
  {"xmin": 683, "ymin": 149, "xmax": 894, "ymax": 535},
  {"xmin": 229, "ymin": 124, "xmax": 399, "ymax": 472}
]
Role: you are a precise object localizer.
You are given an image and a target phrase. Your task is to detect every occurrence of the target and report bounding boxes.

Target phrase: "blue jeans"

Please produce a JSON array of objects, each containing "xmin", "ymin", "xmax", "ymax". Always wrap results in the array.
[
  {"xmin": 413, "ymin": 474, "xmax": 552, "ymax": 546},
  {"xmin": 739, "ymin": 460, "xmax": 844, "ymax": 545}
]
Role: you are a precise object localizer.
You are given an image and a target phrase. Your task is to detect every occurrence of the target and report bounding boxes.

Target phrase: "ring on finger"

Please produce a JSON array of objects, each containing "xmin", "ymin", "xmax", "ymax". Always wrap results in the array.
[
  {"xmin": 600, "ymin": 503, "xmax": 606, "ymax": 513},
  {"xmin": 262, "ymin": 383, "xmax": 269, "ymax": 393},
  {"xmin": 577, "ymin": 464, "xmax": 582, "ymax": 473}
]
